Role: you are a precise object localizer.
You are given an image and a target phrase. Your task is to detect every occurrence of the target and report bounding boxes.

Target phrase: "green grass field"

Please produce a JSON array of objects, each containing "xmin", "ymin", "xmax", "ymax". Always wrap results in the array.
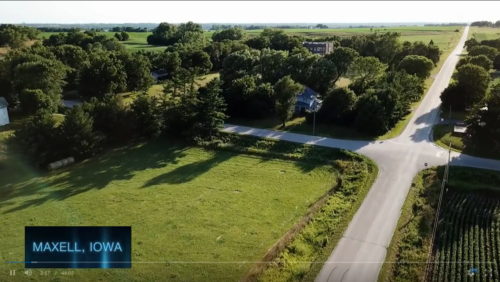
[
  {"xmin": 0, "ymin": 116, "xmax": 375, "ymax": 281},
  {"xmin": 468, "ymin": 26, "xmax": 500, "ymax": 41},
  {"xmin": 379, "ymin": 167, "xmax": 500, "ymax": 282}
]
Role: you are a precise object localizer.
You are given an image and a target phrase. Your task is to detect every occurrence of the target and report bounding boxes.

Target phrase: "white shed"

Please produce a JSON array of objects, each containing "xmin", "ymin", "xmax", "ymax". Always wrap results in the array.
[{"xmin": 0, "ymin": 97, "xmax": 9, "ymax": 127}]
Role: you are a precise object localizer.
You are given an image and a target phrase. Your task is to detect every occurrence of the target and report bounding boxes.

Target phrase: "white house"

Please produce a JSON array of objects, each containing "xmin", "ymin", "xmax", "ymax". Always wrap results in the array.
[{"xmin": 0, "ymin": 97, "xmax": 9, "ymax": 126}]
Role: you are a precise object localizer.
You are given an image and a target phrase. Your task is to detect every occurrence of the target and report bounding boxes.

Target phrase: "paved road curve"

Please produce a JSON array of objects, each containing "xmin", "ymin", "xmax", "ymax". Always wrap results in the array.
[{"xmin": 223, "ymin": 25, "xmax": 500, "ymax": 281}]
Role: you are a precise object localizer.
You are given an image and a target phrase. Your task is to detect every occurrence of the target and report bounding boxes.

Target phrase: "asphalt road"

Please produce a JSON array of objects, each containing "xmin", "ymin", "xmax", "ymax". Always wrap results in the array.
[{"xmin": 223, "ymin": 25, "xmax": 500, "ymax": 281}]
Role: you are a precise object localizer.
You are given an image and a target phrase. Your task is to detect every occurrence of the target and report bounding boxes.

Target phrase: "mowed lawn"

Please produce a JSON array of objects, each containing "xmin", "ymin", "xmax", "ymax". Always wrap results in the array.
[{"xmin": 0, "ymin": 128, "xmax": 340, "ymax": 281}]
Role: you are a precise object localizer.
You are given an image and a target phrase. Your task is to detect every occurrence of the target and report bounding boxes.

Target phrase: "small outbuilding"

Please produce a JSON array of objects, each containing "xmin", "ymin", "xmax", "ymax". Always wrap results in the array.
[{"xmin": 0, "ymin": 97, "xmax": 9, "ymax": 127}]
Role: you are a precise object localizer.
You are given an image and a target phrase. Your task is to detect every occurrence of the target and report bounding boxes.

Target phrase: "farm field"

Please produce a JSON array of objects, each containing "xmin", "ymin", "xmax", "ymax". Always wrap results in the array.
[
  {"xmin": 39, "ymin": 25, "xmax": 463, "ymax": 53},
  {"xmin": 379, "ymin": 167, "xmax": 500, "ymax": 282},
  {"xmin": 468, "ymin": 26, "xmax": 500, "ymax": 41},
  {"xmin": 0, "ymin": 120, "xmax": 375, "ymax": 281},
  {"xmin": 429, "ymin": 190, "xmax": 500, "ymax": 281}
]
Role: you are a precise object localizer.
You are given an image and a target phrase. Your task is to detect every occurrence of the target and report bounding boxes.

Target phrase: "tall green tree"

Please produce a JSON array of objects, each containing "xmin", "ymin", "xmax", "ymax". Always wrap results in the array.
[
  {"xmin": 347, "ymin": 56, "xmax": 387, "ymax": 91},
  {"xmin": 193, "ymin": 78, "xmax": 227, "ymax": 140},
  {"xmin": 466, "ymin": 82, "xmax": 500, "ymax": 152},
  {"xmin": 317, "ymin": 87, "xmax": 357, "ymax": 124},
  {"xmin": 212, "ymin": 27, "xmax": 244, "ymax": 42},
  {"xmin": 119, "ymin": 52, "xmax": 153, "ymax": 91},
  {"xmin": 441, "ymin": 63, "xmax": 490, "ymax": 110},
  {"xmin": 325, "ymin": 47, "xmax": 359, "ymax": 83},
  {"xmin": 19, "ymin": 89, "xmax": 58, "ymax": 114},
  {"xmin": 131, "ymin": 93, "xmax": 164, "ymax": 138},
  {"xmin": 398, "ymin": 55, "xmax": 434, "ymax": 79},
  {"xmin": 15, "ymin": 112, "xmax": 60, "ymax": 166},
  {"xmin": 274, "ymin": 75, "xmax": 304, "ymax": 127},
  {"xmin": 12, "ymin": 57, "xmax": 67, "ymax": 109},
  {"xmin": 79, "ymin": 52, "xmax": 127, "ymax": 98},
  {"xmin": 60, "ymin": 106, "xmax": 100, "ymax": 160}
]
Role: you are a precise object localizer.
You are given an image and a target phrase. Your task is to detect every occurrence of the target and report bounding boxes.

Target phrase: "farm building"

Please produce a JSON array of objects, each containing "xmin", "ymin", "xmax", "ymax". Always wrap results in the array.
[
  {"xmin": 302, "ymin": 41, "xmax": 334, "ymax": 55},
  {"xmin": 0, "ymin": 97, "xmax": 9, "ymax": 126},
  {"xmin": 295, "ymin": 87, "xmax": 322, "ymax": 114}
]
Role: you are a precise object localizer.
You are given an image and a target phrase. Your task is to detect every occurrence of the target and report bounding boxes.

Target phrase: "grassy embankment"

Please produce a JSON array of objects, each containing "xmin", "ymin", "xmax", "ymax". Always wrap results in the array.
[
  {"xmin": 379, "ymin": 166, "xmax": 500, "ymax": 281},
  {"xmin": 0, "ymin": 114, "xmax": 376, "ymax": 281}
]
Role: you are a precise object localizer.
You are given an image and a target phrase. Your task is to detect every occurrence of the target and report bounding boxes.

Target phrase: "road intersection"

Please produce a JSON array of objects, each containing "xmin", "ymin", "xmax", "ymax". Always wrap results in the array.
[{"xmin": 223, "ymin": 25, "xmax": 500, "ymax": 281}]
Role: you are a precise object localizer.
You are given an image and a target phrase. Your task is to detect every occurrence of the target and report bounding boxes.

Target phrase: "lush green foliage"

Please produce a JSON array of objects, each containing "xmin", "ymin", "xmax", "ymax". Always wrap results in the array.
[
  {"xmin": 466, "ymin": 82, "xmax": 500, "ymax": 154},
  {"xmin": 441, "ymin": 64, "xmax": 490, "ymax": 110},
  {"xmin": 114, "ymin": 31, "xmax": 130, "ymax": 41},
  {"xmin": 245, "ymin": 28, "xmax": 302, "ymax": 51},
  {"xmin": 147, "ymin": 21, "xmax": 206, "ymax": 47},
  {"xmin": 0, "ymin": 24, "xmax": 38, "ymax": 48},
  {"xmin": 19, "ymin": 88, "xmax": 58, "ymax": 114},
  {"xmin": 212, "ymin": 27, "xmax": 244, "ymax": 42},
  {"xmin": 398, "ymin": 55, "xmax": 434, "ymax": 79},
  {"xmin": 79, "ymin": 51, "xmax": 127, "ymax": 98},
  {"xmin": 468, "ymin": 45, "xmax": 499, "ymax": 61},
  {"xmin": 317, "ymin": 87, "xmax": 357, "ymax": 124}
]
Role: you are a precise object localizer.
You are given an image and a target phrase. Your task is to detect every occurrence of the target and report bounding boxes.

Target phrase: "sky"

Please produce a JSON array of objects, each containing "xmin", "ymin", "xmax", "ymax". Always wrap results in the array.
[{"xmin": 1, "ymin": 1, "xmax": 499, "ymax": 24}]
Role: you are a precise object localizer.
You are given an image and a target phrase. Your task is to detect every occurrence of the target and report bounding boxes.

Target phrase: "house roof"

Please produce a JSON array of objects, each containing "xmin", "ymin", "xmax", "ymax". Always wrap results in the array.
[
  {"xmin": 0, "ymin": 97, "xmax": 8, "ymax": 108},
  {"xmin": 298, "ymin": 87, "xmax": 319, "ymax": 100},
  {"xmin": 453, "ymin": 125, "xmax": 467, "ymax": 133}
]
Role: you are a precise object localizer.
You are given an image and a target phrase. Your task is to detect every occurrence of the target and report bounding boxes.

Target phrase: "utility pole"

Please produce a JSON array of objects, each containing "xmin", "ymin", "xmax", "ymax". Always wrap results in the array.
[
  {"xmin": 312, "ymin": 110, "xmax": 316, "ymax": 136},
  {"xmin": 424, "ymin": 142, "xmax": 452, "ymax": 281}
]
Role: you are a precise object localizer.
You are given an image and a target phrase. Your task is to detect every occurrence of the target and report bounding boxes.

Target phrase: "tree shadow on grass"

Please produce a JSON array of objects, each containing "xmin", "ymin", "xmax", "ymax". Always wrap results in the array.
[
  {"xmin": 2, "ymin": 139, "xmax": 189, "ymax": 214},
  {"xmin": 142, "ymin": 150, "xmax": 234, "ymax": 187}
]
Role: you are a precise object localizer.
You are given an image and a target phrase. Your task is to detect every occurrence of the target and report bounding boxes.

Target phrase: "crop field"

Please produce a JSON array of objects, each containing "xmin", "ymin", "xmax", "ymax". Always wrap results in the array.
[
  {"xmin": 380, "ymin": 167, "xmax": 500, "ymax": 282},
  {"xmin": 428, "ymin": 190, "xmax": 500, "ymax": 281}
]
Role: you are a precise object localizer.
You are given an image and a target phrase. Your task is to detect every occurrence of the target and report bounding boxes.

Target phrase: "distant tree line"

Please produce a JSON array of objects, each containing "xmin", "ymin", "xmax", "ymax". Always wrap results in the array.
[
  {"xmin": 111, "ymin": 26, "xmax": 148, "ymax": 32},
  {"xmin": 470, "ymin": 21, "xmax": 500, "ymax": 27}
]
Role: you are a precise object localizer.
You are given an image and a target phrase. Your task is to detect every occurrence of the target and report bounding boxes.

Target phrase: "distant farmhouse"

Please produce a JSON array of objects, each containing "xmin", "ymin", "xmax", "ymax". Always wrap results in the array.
[
  {"xmin": 0, "ymin": 97, "xmax": 9, "ymax": 126},
  {"xmin": 302, "ymin": 41, "xmax": 334, "ymax": 55},
  {"xmin": 295, "ymin": 87, "xmax": 322, "ymax": 114}
]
